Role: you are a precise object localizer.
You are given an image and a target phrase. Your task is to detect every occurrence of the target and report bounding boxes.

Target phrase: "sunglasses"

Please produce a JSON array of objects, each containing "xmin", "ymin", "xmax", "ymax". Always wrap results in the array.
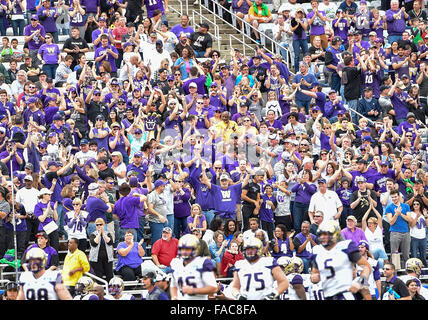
[
  {"xmin": 383, "ymin": 267, "xmax": 391, "ymax": 271},
  {"xmin": 175, "ymin": 73, "xmax": 181, "ymax": 76},
  {"xmin": 314, "ymin": 215, "xmax": 322, "ymax": 218},
  {"xmin": 45, "ymin": 36, "xmax": 51, "ymax": 39},
  {"xmin": 243, "ymin": 119, "xmax": 251, "ymax": 122},
  {"xmin": 94, "ymin": 93, "xmax": 101, "ymax": 96},
  {"xmin": 214, "ymin": 167, "xmax": 222, "ymax": 169},
  {"xmin": 96, "ymin": 224, "xmax": 104, "ymax": 226},
  {"xmin": 196, "ymin": 102, "xmax": 203, "ymax": 104},
  {"xmin": 73, "ymin": 203, "xmax": 80, "ymax": 206}
]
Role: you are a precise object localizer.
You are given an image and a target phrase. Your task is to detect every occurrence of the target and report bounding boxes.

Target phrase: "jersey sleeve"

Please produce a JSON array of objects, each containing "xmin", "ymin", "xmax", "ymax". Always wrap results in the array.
[
  {"xmin": 198, "ymin": 257, "xmax": 215, "ymax": 273},
  {"xmin": 291, "ymin": 274, "xmax": 303, "ymax": 286}
]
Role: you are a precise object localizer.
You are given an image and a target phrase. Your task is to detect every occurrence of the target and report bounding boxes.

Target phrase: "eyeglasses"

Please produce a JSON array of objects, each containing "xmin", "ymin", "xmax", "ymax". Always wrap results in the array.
[
  {"xmin": 175, "ymin": 73, "xmax": 181, "ymax": 76},
  {"xmin": 214, "ymin": 167, "xmax": 222, "ymax": 169},
  {"xmin": 168, "ymin": 79, "xmax": 174, "ymax": 82},
  {"xmin": 73, "ymin": 203, "xmax": 80, "ymax": 206},
  {"xmin": 414, "ymin": 203, "xmax": 421, "ymax": 206},
  {"xmin": 29, "ymin": 86, "xmax": 36, "ymax": 89},
  {"xmin": 321, "ymin": 153, "xmax": 327, "ymax": 156},
  {"xmin": 107, "ymin": 181, "xmax": 115, "ymax": 184},
  {"xmin": 196, "ymin": 102, "xmax": 203, "ymax": 104},
  {"xmin": 243, "ymin": 119, "xmax": 251, "ymax": 122}
]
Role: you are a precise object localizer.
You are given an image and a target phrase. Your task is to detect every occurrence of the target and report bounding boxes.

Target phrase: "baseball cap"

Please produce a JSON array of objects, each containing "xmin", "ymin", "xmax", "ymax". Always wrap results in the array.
[
  {"xmin": 200, "ymin": 22, "xmax": 209, "ymax": 30},
  {"xmin": 80, "ymin": 139, "xmax": 89, "ymax": 145},
  {"xmin": 318, "ymin": 178, "xmax": 327, "ymax": 184},
  {"xmin": 189, "ymin": 82, "xmax": 197, "ymax": 88},
  {"xmin": 347, "ymin": 215, "xmax": 357, "ymax": 222},
  {"xmin": 31, "ymin": 15, "xmax": 38, "ymax": 20},
  {"xmin": 52, "ymin": 113, "xmax": 63, "ymax": 121},
  {"xmin": 24, "ymin": 175, "xmax": 33, "ymax": 181},
  {"xmin": 312, "ymin": 106, "xmax": 320, "ymax": 112},
  {"xmin": 134, "ymin": 151, "xmax": 143, "ymax": 158},
  {"xmin": 363, "ymin": 86, "xmax": 373, "ymax": 91},
  {"xmin": 154, "ymin": 180, "xmax": 167, "ymax": 188},
  {"xmin": 255, "ymin": 169, "xmax": 265, "ymax": 176},
  {"xmin": 407, "ymin": 112, "xmax": 416, "ymax": 119},
  {"xmin": 88, "ymin": 183, "xmax": 99, "ymax": 191},
  {"xmin": 358, "ymin": 240, "xmax": 370, "ymax": 250},
  {"xmin": 110, "ymin": 78, "xmax": 119, "ymax": 86},
  {"xmin": 162, "ymin": 226, "xmax": 172, "ymax": 233},
  {"xmin": 328, "ymin": 89, "xmax": 336, "ymax": 94},
  {"xmin": 332, "ymin": 36, "xmax": 342, "ymax": 45},
  {"xmin": 25, "ymin": 163, "xmax": 34, "ymax": 170},
  {"xmin": 355, "ymin": 175, "xmax": 367, "ymax": 183},
  {"xmin": 380, "ymin": 161, "xmax": 389, "ymax": 166},
  {"xmin": 380, "ymin": 85, "xmax": 390, "ymax": 91},
  {"xmin": 369, "ymin": 31, "xmax": 377, "ymax": 36},
  {"xmin": 36, "ymin": 231, "xmax": 49, "ymax": 239},
  {"xmin": 47, "ymin": 161, "xmax": 58, "ymax": 167},
  {"xmin": 129, "ymin": 177, "xmax": 139, "ymax": 187},
  {"xmin": 220, "ymin": 173, "xmax": 229, "ymax": 181},
  {"xmin": 39, "ymin": 188, "xmax": 53, "ymax": 196}
]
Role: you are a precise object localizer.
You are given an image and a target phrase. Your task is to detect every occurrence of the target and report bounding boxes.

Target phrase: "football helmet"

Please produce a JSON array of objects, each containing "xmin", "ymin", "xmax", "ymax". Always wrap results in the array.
[
  {"xmin": 317, "ymin": 220, "xmax": 342, "ymax": 248},
  {"xmin": 25, "ymin": 247, "xmax": 47, "ymax": 274},
  {"xmin": 242, "ymin": 237, "xmax": 263, "ymax": 262},
  {"xmin": 277, "ymin": 256, "xmax": 304, "ymax": 275},
  {"xmin": 76, "ymin": 276, "xmax": 95, "ymax": 294},
  {"xmin": 108, "ymin": 277, "xmax": 124, "ymax": 296},
  {"xmin": 406, "ymin": 258, "xmax": 423, "ymax": 276},
  {"xmin": 178, "ymin": 234, "xmax": 200, "ymax": 261}
]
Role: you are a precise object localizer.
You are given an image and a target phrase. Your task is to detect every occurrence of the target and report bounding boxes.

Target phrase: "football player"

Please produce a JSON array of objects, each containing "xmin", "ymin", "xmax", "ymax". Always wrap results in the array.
[
  {"xmin": 356, "ymin": 240, "xmax": 381, "ymax": 300},
  {"xmin": 230, "ymin": 238, "xmax": 289, "ymax": 300},
  {"xmin": 73, "ymin": 276, "xmax": 99, "ymax": 300},
  {"xmin": 170, "ymin": 234, "xmax": 218, "ymax": 300},
  {"xmin": 17, "ymin": 247, "xmax": 72, "ymax": 300},
  {"xmin": 399, "ymin": 258, "xmax": 428, "ymax": 299},
  {"xmin": 310, "ymin": 220, "xmax": 372, "ymax": 300},
  {"xmin": 277, "ymin": 256, "xmax": 307, "ymax": 300},
  {"xmin": 105, "ymin": 277, "xmax": 135, "ymax": 300}
]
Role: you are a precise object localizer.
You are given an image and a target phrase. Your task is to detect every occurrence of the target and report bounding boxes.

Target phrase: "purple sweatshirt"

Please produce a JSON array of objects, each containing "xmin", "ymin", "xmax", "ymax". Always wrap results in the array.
[
  {"xmin": 38, "ymin": 43, "xmax": 60, "ymax": 64},
  {"xmin": 291, "ymin": 182, "xmax": 317, "ymax": 204},
  {"xmin": 386, "ymin": 9, "xmax": 408, "ymax": 36},
  {"xmin": 24, "ymin": 24, "xmax": 46, "ymax": 50},
  {"xmin": 173, "ymin": 188, "xmax": 191, "ymax": 218},
  {"xmin": 37, "ymin": 7, "xmax": 58, "ymax": 33}
]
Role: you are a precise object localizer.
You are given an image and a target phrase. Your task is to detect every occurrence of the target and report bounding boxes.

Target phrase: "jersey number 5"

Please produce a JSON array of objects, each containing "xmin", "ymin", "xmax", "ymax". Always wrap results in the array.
[
  {"xmin": 324, "ymin": 259, "xmax": 335, "ymax": 280},
  {"xmin": 243, "ymin": 272, "xmax": 265, "ymax": 291}
]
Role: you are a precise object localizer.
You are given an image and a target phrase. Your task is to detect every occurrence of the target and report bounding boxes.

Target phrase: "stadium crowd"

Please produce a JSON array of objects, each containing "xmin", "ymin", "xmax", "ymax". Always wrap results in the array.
[{"xmin": 0, "ymin": 0, "xmax": 426, "ymax": 301}]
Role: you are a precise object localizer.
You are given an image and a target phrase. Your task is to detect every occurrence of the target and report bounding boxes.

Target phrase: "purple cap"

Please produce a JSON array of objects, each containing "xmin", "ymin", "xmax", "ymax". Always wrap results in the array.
[
  {"xmin": 99, "ymin": 17, "xmax": 106, "ymax": 21},
  {"xmin": 154, "ymin": 180, "xmax": 167, "ymax": 188},
  {"xmin": 167, "ymin": 74, "xmax": 174, "ymax": 81},
  {"xmin": 363, "ymin": 127, "xmax": 371, "ymax": 132},
  {"xmin": 328, "ymin": 89, "xmax": 336, "ymax": 94},
  {"xmin": 31, "ymin": 15, "xmax": 38, "ymax": 20},
  {"xmin": 134, "ymin": 151, "xmax": 143, "ymax": 158},
  {"xmin": 312, "ymin": 106, "xmax": 320, "ymax": 112},
  {"xmin": 358, "ymin": 240, "xmax": 370, "ymax": 250},
  {"xmin": 380, "ymin": 161, "xmax": 389, "ymax": 166},
  {"xmin": 38, "ymin": 142, "xmax": 47, "ymax": 148},
  {"xmin": 26, "ymin": 97, "xmax": 38, "ymax": 104},
  {"xmin": 337, "ymin": 110, "xmax": 346, "ymax": 115},
  {"xmin": 110, "ymin": 78, "xmax": 119, "ymax": 86},
  {"xmin": 360, "ymin": 0, "xmax": 367, "ymax": 4},
  {"xmin": 52, "ymin": 113, "xmax": 63, "ymax": 121},
  {"xmin": 123, "ymin": 42, "xmax": 132, "ymax": 49},
  {"xmin": 210, "ymin": 82, "xmax": 218, "ymax": 87},
  {"xmin": 134, "ymin": 128, "xmax": 142, "ymax": 134},
  {"xmin": 48, "ymin": 132, "xmax": 56, "ymax": 138},
  {"xmin": 47, "ymin": 161, "xmax": 58, "ymax": 167},
  {"xmin": 129, "ymin": 177, "xmax": 139, "ymax": 187},
  {"xmin": 93, "ymin": 89, "xmax": 101, "ymax": 95},
  {"xmin": 318, "ymin": 178, "xmax": 327, "ymax": 184}
]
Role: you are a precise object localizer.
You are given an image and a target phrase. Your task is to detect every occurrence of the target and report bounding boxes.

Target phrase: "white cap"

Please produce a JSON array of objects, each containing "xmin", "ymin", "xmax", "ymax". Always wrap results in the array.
[
  {"xmin": 88, "ymin": 183, "xmax": 99, "ymax": 191},
  {"xmin": 24, "ymin": 175, "xmax": 33, "ymax": 181},
  {"xmin": 39, "ymin": 188, "xmax": 53, "ymax": 196}
]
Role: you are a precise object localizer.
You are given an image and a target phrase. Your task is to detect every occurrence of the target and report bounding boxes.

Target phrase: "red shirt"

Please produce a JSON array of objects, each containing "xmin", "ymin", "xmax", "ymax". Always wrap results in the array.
[
  {"xmin": 151, "ymin": 238, "xmax": 179, "ymax": 266},
  {"xmin": 220, "ymin": 250, "xmax": 244, "ymax": 277},
  {"xmin": 112, "ymin": 27, "xmax": 128, "ymax": 50}
]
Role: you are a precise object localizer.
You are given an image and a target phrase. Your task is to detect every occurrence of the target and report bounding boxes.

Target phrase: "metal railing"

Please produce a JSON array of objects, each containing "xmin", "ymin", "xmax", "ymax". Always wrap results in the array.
[
  {"xmin": 168, "ymin": 0, "xmax": 183, "ymax": 16},
  {"xmin": 191, "ymin": 9, "xmax": 221, "ymax": 51},
  {"xmin": 197, "ymin": 0, "xmax": 292, "ymax": 69},
  {"xmin": 229, "ymin": 33, "xmax": 256, "ymax": 58}
]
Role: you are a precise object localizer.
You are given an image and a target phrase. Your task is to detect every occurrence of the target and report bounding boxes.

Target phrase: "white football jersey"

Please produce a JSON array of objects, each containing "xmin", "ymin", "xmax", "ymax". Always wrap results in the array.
[
  {"xmin": 104, "ymin": 293, "xmax": 135, "ymax": 300},
  {"xmin": 399, "ymin": 275, "xmax": 428, "ymax": 299},
  {"xmin": 19, "ymin": 270, "xmax": 62, "ymax": 300},
  {"xmin": 278, "ymin": 273, "xmax": 306, "ymax": 300},
  {"xmin": 312, "ymin": 240, "xmax": 359, "ymax": 298},
  {"xmin": 301, "ymin": 273, "xmax": 325, "ymax": 300},
  {"xmin": 234, "ymin": 257, "xmax": 277, "ymax": 300},
  {"xmin": 356, "ymin": 256, "xmax": 380, "ymax": 297},
  {"xmin": 73, "ymin": 293, "xmax": 99, "ymax": 300},
  {"xmin": 170, "ymin": 256, "xmax": 217, "ymax": 300}
]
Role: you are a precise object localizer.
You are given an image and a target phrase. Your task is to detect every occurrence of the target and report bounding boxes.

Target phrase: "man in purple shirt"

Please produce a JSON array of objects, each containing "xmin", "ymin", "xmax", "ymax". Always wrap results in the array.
[
  {"xmin": 113, "ymin": 183, "xmax": 147, "ymax": 241},
  {"xmin": 94, "ymin": 34, "xmax": 119, "ymax": 74},
  {"xmin": 340, "ymin": 215, "xmax": 368, "ymax": 245},
  {"xmin": 307, "ymin": 0, "xmax": 328, "ymax": 49},
  {"xmin": 170, "ymin": 15, "xmax": 194, "ymax": 39},
  {"xmin": 386, "ymin": 0, "xmax": 409, "ymax": 44},
  {"xmin": 37, "ymin": 0, "xmax": 58, "ymax": 42},
  {"xmin": 24, "ymin": 15, "xmax": 46, "ymax": 64},
  {"xmin": 86, "ymin": 183, "xmax": 113, "ymax": 235},
  {"xmin": 91, "ymin": 17, "xmax": 114, "ymax": 49}
]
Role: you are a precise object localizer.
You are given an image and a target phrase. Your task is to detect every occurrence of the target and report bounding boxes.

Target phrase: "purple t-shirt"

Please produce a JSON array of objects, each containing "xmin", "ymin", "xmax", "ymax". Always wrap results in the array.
[
  {"xmin": 145, "ymin": 0, "xmax": 165, "ymax": 17},
  {"xmin": 170, "ymin": 24, "xmax": 195, "ymax": 39},
  {"xmin": 115, "ymin": 242, "xmax": 143, "ymax": 270},
  {"xmin": 37, "ymin": 7, "xmax": 58, "ymax": 32},
  {"xmin": 38, "ymin": 43, "xmax": 60, "ymax": 64},
  {"xmin": 24, "ymin": 24, "xmax": 46, "ymax": 50},
  {"xmin": 69, "ymin": 7, "xmax": 86, "ymax": 27},
  {"xmin": 82, "ymin": 0, "xmax": 99, "ymax": 13},
  {"xmin": 307, "ymin": 11, "xmax": 326, "ymax": 35},
  {"xmin": 34, "ymin": 201, "xmax": 55, "ymax": 231},
  {"xmin": 210, "ymin": 183, "xmax": 242, "ymax": 219},
  {"xmin": 94, "ymin": 45, "xmax": 119, "ymax": 72},
  {"xmin": 113, "ymin": 196, "xmax": 141, "ymax": 229},
  {"xmin": 86, "ymin": 196, "xmax": 109, "ymax": 223}
]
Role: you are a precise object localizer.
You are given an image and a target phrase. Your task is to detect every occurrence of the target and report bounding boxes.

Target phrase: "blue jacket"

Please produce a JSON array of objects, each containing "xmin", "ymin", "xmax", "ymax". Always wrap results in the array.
[{"xmin": 357, "ymin": 97, "xmax": 381, "ymax": 121}]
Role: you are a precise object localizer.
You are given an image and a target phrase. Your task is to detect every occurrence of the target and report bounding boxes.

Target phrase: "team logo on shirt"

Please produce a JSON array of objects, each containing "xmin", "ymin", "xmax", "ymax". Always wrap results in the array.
[{"xmin": 221, "ymin": 190, "xmax": 231, "ymax": 201}]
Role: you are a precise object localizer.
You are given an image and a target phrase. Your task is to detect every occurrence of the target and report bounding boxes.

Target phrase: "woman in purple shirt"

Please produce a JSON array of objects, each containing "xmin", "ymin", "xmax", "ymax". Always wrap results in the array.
[
  {"xmin": 271, "ymin": 224, "xmax": 294, "ymax": 260},
  {"xmin": 291, "ymin": 169, "xmax": 317, "ymax": 233},
  {"xmin": 173, "ymin": 180, "xmax": 191, "ymax": 239},
  {"xmin": 37, "ymin": 33, "xmax": 61, "ymax": 79},
  {"xmin": 115, "ymin": 230, "xmax": 145, "ymax": 281}
]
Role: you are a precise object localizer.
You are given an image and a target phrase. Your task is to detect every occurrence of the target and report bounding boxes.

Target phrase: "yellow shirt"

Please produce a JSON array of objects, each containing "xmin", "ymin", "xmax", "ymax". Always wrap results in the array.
[
  {"xmin": 248, "ymin": 4, "xmax": 272, "ymax": 23},
  {"xmin": 62, "ymin": 249, "xmax": 90, "ymax": 287},
  {"xmin": 214, "ymin": 120, "xmax": 240, "ymax": 143}
]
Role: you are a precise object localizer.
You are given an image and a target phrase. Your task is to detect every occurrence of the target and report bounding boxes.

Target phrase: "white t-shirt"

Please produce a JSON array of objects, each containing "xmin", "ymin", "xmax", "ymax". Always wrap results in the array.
[
  {"xmin": 364, "ymin": 225, "xmax": 385, "ymax": 251},
  {"xmin": 409, "ymin": 212, "xmax": 427, "ymax": 239}
]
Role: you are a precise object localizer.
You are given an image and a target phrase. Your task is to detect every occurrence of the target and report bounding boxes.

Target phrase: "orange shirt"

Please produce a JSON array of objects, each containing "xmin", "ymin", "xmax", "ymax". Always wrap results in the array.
[{"xmin": 248, "ymin": 4, "xmax": 272, "ymax": 23}]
